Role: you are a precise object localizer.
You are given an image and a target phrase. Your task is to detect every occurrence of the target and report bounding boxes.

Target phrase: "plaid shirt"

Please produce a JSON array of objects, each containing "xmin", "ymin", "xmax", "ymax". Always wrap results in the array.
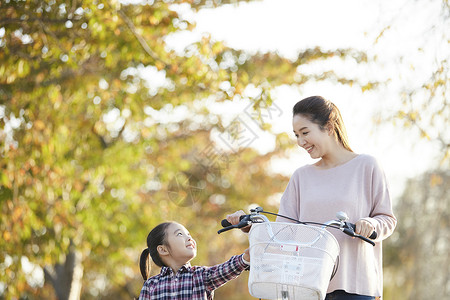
[{"xmin": 138, "ymin": 254, "xmax": 249, "ymax": 300}]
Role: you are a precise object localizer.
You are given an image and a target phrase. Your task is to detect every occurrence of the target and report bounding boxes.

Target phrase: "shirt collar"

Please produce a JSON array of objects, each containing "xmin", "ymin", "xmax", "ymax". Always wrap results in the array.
[
  {"xmin": 160, "ymin": 263, "xmax": 192, "ymax": 276},
  {"xmin": 179, "ymin": 262, "xmax": 192, "ymax": 272},
  {"xmin": 160, "ymin": 266, "xmax": 171, "ymax": 276}
]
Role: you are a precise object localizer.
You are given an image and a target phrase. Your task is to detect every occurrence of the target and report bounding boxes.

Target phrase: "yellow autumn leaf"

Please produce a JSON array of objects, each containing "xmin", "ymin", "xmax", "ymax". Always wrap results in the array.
[{"xmin": 34, "ymin": 120, "xmax": 45, "ymax": 130}]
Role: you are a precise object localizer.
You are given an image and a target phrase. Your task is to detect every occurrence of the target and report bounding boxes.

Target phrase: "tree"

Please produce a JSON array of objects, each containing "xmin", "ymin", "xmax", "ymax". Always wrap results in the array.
[
  {"xmin": 372, "ymin": 2, "xmax": 449, "ymax": 297},
  {"xmin": 376, "ymin": 0, "xmax": 450, "ymax": 166},
  {"xmin": 0, "ymin": 1, "xmax": 369, "ymax": 299},
  {"xmin": 383, "ymin": 170, "xmax": 450, "ymax": 299}
]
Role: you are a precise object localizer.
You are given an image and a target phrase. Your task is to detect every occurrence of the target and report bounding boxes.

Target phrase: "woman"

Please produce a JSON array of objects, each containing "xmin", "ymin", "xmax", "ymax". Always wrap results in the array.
[{"xmin": 228, "ymin": 96, "xmax": 396, "ymax": 299}]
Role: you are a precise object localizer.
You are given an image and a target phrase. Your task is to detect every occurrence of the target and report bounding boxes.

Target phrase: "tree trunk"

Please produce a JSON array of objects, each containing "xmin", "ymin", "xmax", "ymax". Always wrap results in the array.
[{"xmin": 44, "ymin": 243, "xmax": 83, "ymax": 300}]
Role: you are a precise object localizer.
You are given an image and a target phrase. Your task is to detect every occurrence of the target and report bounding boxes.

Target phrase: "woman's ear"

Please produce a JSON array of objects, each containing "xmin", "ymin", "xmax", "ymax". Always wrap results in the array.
[
  {"xmin": 157, "ymin": 245, "xmax": 169, "ymax": 256},
  {"xmin": 325, "ymin": 122, "xmax": 334, "ymax": 136}
]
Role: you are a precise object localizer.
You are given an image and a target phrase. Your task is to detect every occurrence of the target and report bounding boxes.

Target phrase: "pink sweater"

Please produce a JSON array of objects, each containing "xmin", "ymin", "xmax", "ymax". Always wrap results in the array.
[{"xmin": 276, "ymin": 154, "xmax": 397, "ymax": 297}]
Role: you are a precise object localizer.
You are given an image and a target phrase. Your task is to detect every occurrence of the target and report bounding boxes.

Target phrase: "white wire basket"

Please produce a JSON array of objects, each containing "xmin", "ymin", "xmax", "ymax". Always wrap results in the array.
[{"xmin": 248, "ymin": 222, "xmax": 340, "ymax": 300}]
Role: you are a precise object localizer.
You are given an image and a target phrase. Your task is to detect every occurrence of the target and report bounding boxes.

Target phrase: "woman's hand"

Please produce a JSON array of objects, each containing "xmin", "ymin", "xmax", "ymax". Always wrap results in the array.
[
  {"xmin": 226, "ymin": 210, "xmax": 251, "ymax": 233},
  {"xmin": 226, "ymin": 210, "xmax": 246, "ymax": 225},
  {"xmin": 355, "ymin": 219, "xmax": 375, "ymax": 238}
]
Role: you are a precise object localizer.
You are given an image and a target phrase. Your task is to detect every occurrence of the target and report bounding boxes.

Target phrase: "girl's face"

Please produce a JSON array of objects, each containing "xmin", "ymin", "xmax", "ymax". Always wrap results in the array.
[
  {"xmin": 164, "ymin": 223, "xmax": 197, "ymax": 263},
  {"xmin": 293, "ymin": 114, "xmax": 332, "ymax": 159}
]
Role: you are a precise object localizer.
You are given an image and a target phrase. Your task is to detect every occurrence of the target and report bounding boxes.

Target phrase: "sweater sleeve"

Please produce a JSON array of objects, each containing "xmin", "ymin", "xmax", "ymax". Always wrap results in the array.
[
  {"xmin": 203, "ymin": 254, "xmax": 249, "ymax": 292},
  {"xmin": 361, "ymin": 158, "xmax": 397, "ymax": 242}
]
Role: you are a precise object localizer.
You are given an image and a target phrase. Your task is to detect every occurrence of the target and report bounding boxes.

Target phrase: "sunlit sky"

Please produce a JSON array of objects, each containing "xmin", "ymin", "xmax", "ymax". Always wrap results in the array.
[{"xmin": 165, "ymin": 0, "xmax": 448, "ymax": 200}]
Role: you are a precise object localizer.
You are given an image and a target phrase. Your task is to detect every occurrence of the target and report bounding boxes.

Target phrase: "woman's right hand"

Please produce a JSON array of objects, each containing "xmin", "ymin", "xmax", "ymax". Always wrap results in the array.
[
  {"xmin": 226, "ymin": 210, "xmax": 246, "ymax": 225},
  {"xmin": 226, "ymin": 210, "xmax": 251, "ymax": 233}
]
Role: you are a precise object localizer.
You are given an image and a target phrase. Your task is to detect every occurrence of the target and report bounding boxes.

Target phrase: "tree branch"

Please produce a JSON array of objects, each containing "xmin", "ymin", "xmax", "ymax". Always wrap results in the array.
[
  {"xmin": 0, "ymin": 18, "xmax": 72, "ymax": 26},
  {"xmin": 117, "ymin": 9, "xmax": 170, "ymax": 67}
]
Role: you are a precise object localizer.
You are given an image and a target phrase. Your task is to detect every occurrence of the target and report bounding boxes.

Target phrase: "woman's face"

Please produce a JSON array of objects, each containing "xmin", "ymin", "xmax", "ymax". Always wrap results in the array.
[{"xmin": 293, "ymin": 114, "xmax": 331, "ymax": 159}]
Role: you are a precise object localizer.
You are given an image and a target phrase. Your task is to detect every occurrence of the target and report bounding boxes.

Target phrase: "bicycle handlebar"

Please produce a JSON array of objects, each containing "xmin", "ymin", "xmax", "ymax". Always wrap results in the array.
[
  {"xmin": 347, "ymin": 222, "xmax": 377, "ymax": 239},
  {"xmin": 217, "ymin": 215, "xmax": 251, "ymax": 234},
  {"xmin": 221, "ymin": 215, "xmax": 246, "ymax": 228},
  {"xmin": 219, "ymin": 208, "xmax": 377, "ymax": 246},
  {"xmin": 341, "ymin": 223, "xmax": 376, "ymax": 246}
]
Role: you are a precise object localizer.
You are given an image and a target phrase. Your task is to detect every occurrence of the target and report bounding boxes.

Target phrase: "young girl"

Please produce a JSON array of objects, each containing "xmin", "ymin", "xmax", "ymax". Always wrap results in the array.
[
  {"xmin": 138, "ymin": 221, "xmax": 250, "ymax": 300},
  {"xmin": 228, "ymin": 96, "xmax": 396, "ymax": 300}
]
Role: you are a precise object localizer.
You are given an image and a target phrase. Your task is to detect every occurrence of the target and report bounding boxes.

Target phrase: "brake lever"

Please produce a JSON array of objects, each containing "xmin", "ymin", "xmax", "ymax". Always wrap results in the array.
[
  {"xmin": 217, "ymin": 215, "xmax": 252, "ymax": 234},
  {"xmin": 342, "ymin": 224, "xmax": 376, "ymax": 246},
  {"xmin": 217, "ymin": 225, "xmax": 236, "ymax": 234}
]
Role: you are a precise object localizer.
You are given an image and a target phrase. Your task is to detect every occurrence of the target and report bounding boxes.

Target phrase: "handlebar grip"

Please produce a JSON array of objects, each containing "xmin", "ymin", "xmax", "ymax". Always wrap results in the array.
[
  {"xmin": 348, "ymin": 223, "xmax": 377, "ymax": 239},
  {"xmin": 221, "ymin": 215, "xmax": 246, "ymax": 227},
  {"xmin": 218, "ymin": 215, "xmax": 252, "ymax": 234},
  {"xmin": 343, "ymin": 228, "xmax": 375, "ymax": 246}
]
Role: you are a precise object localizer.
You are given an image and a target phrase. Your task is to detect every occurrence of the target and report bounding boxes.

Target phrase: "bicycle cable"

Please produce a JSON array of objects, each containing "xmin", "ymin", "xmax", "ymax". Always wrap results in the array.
[{"xmin": 260, "ymin": 210, "xmax": 343, "ymax": 230}]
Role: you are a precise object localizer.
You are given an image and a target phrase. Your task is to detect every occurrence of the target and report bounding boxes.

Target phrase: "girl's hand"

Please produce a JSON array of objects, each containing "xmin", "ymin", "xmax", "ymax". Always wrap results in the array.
[
  {"xmin": 355, "ymin": 219, "xmax": 375, "ymax": 238},
  {"xmin": 243, "ymin": 248, "xmax": 250, "ymax": 263},
  {"xmin": 226, "ymin": 210, "xmax": 251, "ymax": 233}
]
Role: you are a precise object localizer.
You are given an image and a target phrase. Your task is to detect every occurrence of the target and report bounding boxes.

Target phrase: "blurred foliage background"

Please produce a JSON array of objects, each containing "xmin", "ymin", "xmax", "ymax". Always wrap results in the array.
[{"xmin": 0, "ymin": 0, "xmax": 448, "ymax": 299}]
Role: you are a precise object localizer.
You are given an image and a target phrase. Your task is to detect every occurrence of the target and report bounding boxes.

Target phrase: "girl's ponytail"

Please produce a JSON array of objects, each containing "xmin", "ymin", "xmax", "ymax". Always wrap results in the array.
[
  {"xmin": 139, "ymin": 248, "xmax": 151, "ymax": 280},
  {"xmin": 139, "ymin": 222, "xmax": 173, "ymax": 280}
]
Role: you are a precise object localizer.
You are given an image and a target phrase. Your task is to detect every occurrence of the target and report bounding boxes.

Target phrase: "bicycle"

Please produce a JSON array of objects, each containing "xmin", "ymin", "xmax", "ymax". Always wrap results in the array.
[{"xmin": 218, "ymin": 206, "xmax": 377, "ymax": 300}]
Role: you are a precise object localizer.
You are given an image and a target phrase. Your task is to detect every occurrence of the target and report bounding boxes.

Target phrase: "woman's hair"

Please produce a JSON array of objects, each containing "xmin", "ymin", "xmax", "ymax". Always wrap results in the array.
[
  {"xmin": 293, "ymin": 96, "xmax": 353, "ymax": 152},
  {"xmin": 139, "ymin": 222, "xmax": 174, "ymax": 280}
]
